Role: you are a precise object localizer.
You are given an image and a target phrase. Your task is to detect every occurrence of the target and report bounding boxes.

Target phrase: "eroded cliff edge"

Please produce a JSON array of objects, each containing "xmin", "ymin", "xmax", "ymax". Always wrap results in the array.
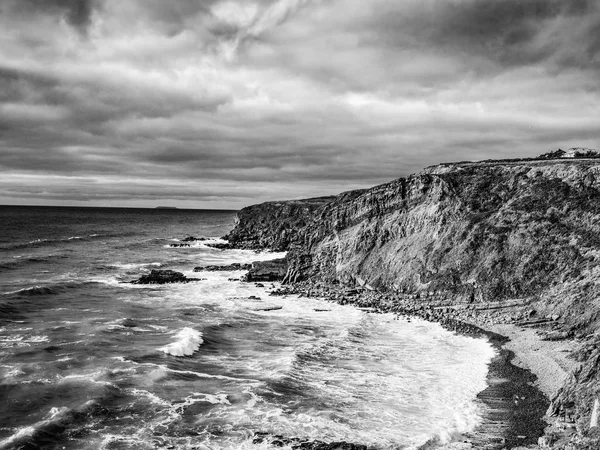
[
  {"xmin": 224, "ymin": 196, "xmax": 337, "ymax": 251},
  {"xmin": 226, "ymin": 158, "xmax": 600, "ymax": 449}
]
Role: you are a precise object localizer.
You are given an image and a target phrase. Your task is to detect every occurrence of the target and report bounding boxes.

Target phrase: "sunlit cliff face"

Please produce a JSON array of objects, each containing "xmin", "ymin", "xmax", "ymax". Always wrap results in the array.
[{"xmin": 1, "ymin": 0, "xmax": 599, "ymax": 208}]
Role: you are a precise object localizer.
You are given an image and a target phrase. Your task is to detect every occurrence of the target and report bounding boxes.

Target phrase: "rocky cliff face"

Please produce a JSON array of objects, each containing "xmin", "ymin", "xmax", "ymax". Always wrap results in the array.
[
  {"xmin": 224, "ymin": 196, "xmax": 337, "ymax": 251},
  {"xmin": 281, "ymin": 161, "xmax": 600, "ymax": 331},
  {"xmin": 227, "ymin": 158, "xmax": 600, "ymax": 448},
  {"xmin": 228, "ymin": 160, "xmax": 600, "ymax": 330}
]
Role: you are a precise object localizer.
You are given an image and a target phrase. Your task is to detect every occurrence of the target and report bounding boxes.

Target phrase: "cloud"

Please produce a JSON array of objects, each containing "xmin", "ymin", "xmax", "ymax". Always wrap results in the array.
[
  {"xmin": 0, "ymin": 0, "xmax": 599, "ymax": 208},
  {"xmin": 2, "ymin": 0, "xmax": 96, "ymax": 35}
]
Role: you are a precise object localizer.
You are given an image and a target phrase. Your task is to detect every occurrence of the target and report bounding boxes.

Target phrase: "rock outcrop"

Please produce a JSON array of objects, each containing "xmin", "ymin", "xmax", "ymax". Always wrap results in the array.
[
  {"xmin": 131, "ymin": 269, "xmax": 202, "ymax": 284},
  {"xmin": 243, "ymin": 258, "xmax": 288, "ymax": 282},
  {"xmin": 182, "ymin": 236, "xmax": 206, "ymax": 242},
  {"xmin": 227, "ymin": 157, "xmax": 600, "ymax": 449},
  {"xmin": 193, "ymin": 263, "xmax": 251, "ymax": 272}
]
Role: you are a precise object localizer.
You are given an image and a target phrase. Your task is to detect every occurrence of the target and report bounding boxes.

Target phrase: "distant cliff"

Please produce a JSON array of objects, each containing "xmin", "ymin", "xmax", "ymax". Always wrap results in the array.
[{"xmin": 224, "ymin": 196, "xmax": 337, "ymax": 251}]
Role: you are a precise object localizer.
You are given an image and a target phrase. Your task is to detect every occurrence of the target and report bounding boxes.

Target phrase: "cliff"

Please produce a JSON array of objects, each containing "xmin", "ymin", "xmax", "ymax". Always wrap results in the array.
[
  {"xmin": 226, "ymin": 157, "xmax": 600, "ymax": 449},
  {"xmin": 288, "ymin": 161, "xmax": 600, "ymax": 330},
  {"xmin": 224, "ymin": 196, "xmax": 337, "ymax": 251},
  {"xmin": 228, "ymin": 160, "xmax": 600, "ymax": 330}
]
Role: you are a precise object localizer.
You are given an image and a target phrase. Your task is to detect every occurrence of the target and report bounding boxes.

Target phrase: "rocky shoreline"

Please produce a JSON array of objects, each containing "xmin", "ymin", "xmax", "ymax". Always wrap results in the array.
[
  {"xmin": 219, "ymin": 157, "xmax": 600, "ymax": 449},
  {"xmin": 140, "ymin": 242, "xmax": 584, "ymax": 448},
  {"xmin": 267, "ymin": 282, "xmax": 550, "ymax": 449}
]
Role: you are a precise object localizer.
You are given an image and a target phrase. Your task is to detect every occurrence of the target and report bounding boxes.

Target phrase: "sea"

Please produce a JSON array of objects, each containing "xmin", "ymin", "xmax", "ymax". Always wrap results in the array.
[{"xmin": 0, "ymin": 206, "xmax": 496, "ymax": 450}]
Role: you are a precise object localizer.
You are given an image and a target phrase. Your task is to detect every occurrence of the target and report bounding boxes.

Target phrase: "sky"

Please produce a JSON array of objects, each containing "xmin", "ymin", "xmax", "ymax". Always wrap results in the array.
[{"xmin": 1, "ymin": 0, "xmax": 599, "ymax": 209}]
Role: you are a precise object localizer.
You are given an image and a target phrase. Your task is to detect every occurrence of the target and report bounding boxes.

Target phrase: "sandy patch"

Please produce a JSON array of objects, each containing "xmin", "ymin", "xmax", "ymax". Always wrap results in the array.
[{"xmin": 485, "ymin": 323, "xmax": 582, "ymax": 398}]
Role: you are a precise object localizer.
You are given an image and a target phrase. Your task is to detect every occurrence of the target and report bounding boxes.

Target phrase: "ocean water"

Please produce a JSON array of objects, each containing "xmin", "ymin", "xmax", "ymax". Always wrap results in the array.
[{"xmin": 0, "ymin": 206, "xmax": 496, "ymax": 450}]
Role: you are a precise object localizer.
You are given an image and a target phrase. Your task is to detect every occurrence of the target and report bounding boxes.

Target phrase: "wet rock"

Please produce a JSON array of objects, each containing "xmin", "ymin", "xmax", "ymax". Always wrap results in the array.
[
  {"xmin": 206, "ymin": 242, "xmax": 232, "ymax": 250},
  {"xmin": 193, "ymin": 263, "xmax": 251, "ymax": 272},
  {"xmin": 182, "ymin": 236, "xmax": 206, "ymax": 242},
  {"xmin": 169, "ymin": 243, "xmax": 191, "ymax": 248},
  {"xmin": 253, "ymin": 306, "xmax": 282, "ymax": 311},
  {"xmin": 252, "ymin": 433, "xmax": 366, "ymax": 450},
  {"xmin": 121, "ymin": 318, "xmax": 138, "ymax": 328},
  {"xmin": 243, "ymin": 258, "xmax": 288, "ymax": 282},
  {"xmin": 131, "ymin": 269, "xmax": 202, "ymax": 284}
]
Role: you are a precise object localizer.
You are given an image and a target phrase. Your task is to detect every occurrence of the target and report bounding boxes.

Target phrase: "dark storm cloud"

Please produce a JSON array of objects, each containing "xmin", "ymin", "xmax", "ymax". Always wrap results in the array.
[
  {"xmin": 0, "ymin": 0, "xmax": 599, "ymax": 208},
  {"xmin": 423, "ymin": 0, "xmax": 599, "ymax": 69},
  {"xmin": 3, "ymin": 0, "xmax": 96, "ymax": 33}
]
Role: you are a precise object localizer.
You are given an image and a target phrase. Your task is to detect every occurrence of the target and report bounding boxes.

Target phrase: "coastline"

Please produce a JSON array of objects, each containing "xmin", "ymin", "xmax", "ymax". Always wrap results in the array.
[
  {"xmin": 267, "ymin": 282, "xmax": 568, "ymax": 449},
  {"xmin": 223, "ymin": 157, "xmax": 600, "ymax": 449}
]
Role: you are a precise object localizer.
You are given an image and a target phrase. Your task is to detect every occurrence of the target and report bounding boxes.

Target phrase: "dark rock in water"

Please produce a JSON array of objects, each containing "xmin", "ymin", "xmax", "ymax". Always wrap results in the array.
[
  {"xmin": 169, "ymin": 243, "xmax": 191, "ymax": 248},
  {"xmin": 121, "ymin": 318, "xmax": 138, "ymax": 328},
  {"xmin": 44, "ymin": 345, "xmax": 61, "ymax": 353},
  {"xmin": 243, "ymin": 258, "xmax": 287, "ymax": 282},
  {"xmin": 182, "ymin": 236, "xmax": 206, "ymax": 242},
  {"xmin": 206, "ymin": 242, "xmax": 232, "ymax": 249},
  {"xmin": 254, "ymin": 306, "xmax": 283, "ymax": 311},
  {"xmin": 131, "ymin": 269, "xmax": 202, "ymax": 284},
  {"xmin": 252, "ymin": 433, "xmax": 366, "ymax": 450},
  {"xmin": 193, "ymin": 263, "xmax": 251, "ymax": 272}
]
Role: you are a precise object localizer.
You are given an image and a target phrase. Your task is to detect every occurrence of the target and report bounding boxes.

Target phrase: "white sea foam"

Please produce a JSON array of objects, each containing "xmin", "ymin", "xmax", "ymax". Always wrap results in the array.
[
  {"xmin": 165, "ymin": 367, "xmax": 260, "ymax": 383},
  {"xmin": 1, "ymin": 364, "xmax": 25, "ymax": 377},
  {"xmin": 28, "ymin": 238, "xmax": 49, "ymax": 245},
  {"xmin": 130, "ymin": 388, "xmax": 170, "ymax": 407},
  {"xmin": 46, "ymin": 407, "xmax": 69, "ymax": 420},
  {"xmin": 111, "ymin": 262, "xmax": 162, "ymax": 270},
  {"xmin": 0, "ymin": 426, "xmax": 36, "ymax": 450},
  {"xmin": 0, "ymin": 334, "xmax": 49, "ymax": 348},
  {"xmin": 160, "ymin": 327, "xmax": 203, "ymax": 356}
]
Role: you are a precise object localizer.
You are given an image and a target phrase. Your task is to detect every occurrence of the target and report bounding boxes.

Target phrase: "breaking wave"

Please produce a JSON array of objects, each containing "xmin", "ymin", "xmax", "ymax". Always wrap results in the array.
[
  {"xmin": 1, "ymin": 233, "xmax": 111, "ymax": 251},
  {"xmin": 3, "ymin": 281, "xmax": 93, "ymax": 298},
  {"xmin": 160, "ymin": 328, "xmax": 204, "ymax": 357}
]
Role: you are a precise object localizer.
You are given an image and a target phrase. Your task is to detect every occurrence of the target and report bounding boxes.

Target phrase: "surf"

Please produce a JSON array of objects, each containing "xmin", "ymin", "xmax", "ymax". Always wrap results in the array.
[{"xmin": 160, "ymin": 327, "xmax": 204, "ymax": 357}]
